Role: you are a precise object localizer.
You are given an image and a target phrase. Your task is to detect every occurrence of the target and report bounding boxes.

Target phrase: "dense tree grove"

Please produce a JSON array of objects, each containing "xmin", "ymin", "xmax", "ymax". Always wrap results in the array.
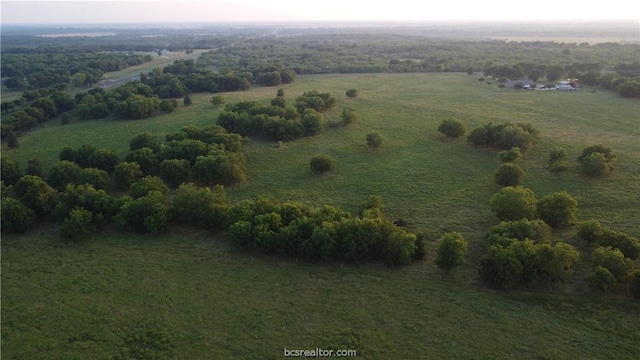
[
  {"xmin": 227, "ymin": 196, "xmax": 419, "ymax": 266},
  {"xmin": 467, "ymin": 122, "xmax": 540, "ymax": 152}
]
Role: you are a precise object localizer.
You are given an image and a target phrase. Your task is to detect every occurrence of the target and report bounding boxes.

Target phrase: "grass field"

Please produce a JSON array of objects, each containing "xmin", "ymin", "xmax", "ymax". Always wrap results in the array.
[{"xmin": 3, "ymin": 73, "xmax": 640, "ymax": 359}]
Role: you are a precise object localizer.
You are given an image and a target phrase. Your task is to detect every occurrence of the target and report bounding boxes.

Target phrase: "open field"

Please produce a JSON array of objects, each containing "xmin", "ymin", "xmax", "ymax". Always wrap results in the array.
[{"xmin": 3, "ymin": 73, "xmax": 640, "ymax": 358}]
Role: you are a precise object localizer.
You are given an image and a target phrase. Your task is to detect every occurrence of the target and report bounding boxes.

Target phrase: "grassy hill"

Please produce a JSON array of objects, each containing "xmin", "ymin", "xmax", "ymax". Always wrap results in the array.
[{"xmin": 2, "ymin": 73, "xmax": 640, "ymax": 359}]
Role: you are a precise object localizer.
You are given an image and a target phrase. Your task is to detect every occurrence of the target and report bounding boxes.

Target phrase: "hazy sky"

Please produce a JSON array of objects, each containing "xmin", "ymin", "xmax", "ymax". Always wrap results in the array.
[{"xmin": 2, "ymin": 0, "xmax": 639, "ymax": 24}]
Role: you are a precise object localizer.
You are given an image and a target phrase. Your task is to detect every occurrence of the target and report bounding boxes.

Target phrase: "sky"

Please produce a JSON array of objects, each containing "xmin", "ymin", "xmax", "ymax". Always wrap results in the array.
[{"xmin": 1, "ymin": 0, "xmax": 639, "ymax": 24}]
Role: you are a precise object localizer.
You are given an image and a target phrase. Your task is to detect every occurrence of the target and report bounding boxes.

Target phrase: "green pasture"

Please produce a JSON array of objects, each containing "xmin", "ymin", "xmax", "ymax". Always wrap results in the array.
[{"xmin": 2, "ymin": 73, "xmax": 640, "ymax": 358}]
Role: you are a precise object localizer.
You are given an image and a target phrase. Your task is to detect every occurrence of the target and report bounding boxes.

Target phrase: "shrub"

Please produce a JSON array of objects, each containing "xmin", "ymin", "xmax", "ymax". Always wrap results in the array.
[
  {"xmin": 498, "ymin": 147, "xmax": 522, "ymax": 163},
  {"xmin": 479, "ymin": 245, "xmax": 523, "ymax": 289},
  {"xmin": 580, "ymin": 152, "xmax": 611, "ymax": 177},
  {"xmin": 345, "ymin": 89, "xmax": 358, "ymax": 99},
  {"xmin": 435, "ymin": 232, "xmax": 468, "ymax": 271},
  {"xmin": 591, "ymin": 246, "xmax": 635, "ymax": 283},
  {"xmin": 494, "ymin": 163, "xmax": 525, "ymax": 186},
  {"xmin": 365, "ymin": 131, "xmax": 384, "ymax": 150},
  {"xmin": 159, "ymin": 159, "xmax": 191, "ymax": 187},
  {"xmin": 486, "ymin": 218, "xmax": 551, "ymax": 245},
  {"xmin": 130, "ymin": 176, "xmax": 170, "ymax": 199},
  {"xmin": 113, "ymin": 162, "xmax": 143, "ymax": 190},
  {"xmin": 310, "ymin": 154, "xmax": 335, "ymax": 174},
  {"xmin": 549, "ymin": 148, "xmax": 568, "ymax": 165},
  {"xmin": 59, "ymin": 208, "xmax": 93, "ymax": 239},
  {"xmin": 1, "ymin": 197, "xmax": 36, "ymax": 233},
  {"xmin": 589, "ymin": 266, "xmax": 617, "ymax": 292},
  {"xmin": 210, "ymin": 95, "xmax": 226, "ymax": 106},
  {"xmin": 489, "ymin": 186, "xmax": 537, "ymax": 221},
  {"xmin": 576, "ymin": 219, "xmax": 603, "ymax": 244},
  {"xmin": 340, "ymin": 107, "xmax": 358, "ymax": 126},
  {"xmin": 578, "ymin": 145, "xmax": 615, "ymax": 177},
  {"xmin": 438, "ymin": 119, "xmax": 466, "ymax": 138},
  {"xmin": 536, "ymin": 191, "xmax": 578, "ymax": 228},
  {"xmin": 115, "ymin": 191, "xmax": 170, "ymax": 233},
  {"xmin": 600, "ymin": 229, "xmax": 640, "ymax": 260}
]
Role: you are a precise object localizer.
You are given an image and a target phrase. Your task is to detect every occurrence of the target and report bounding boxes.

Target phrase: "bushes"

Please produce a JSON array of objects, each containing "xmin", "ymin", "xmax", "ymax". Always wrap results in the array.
[
  {"xmin": 467, "ymin": 122, "xmax": 540, "ymax": 152},
  {"xmin": 489, "ymin": 186, "xmax": 537, "ymax": 221},
  {"xmin": 310, "ymin": 154, "xmax": 336, "ymax": 174},
  {"xmin": 1, "ymin": 197, "xmax": 36, "ymax": 233},
  {"xmin": 438, "ymin": 119, "xmax": 465, "ymax": 138},
  {"xmin": 591, "ymin": 246, "xmax": 635, "ymax": 283},
  {"xmin": 115, "ymin": 191, "xmax": 170, "ymax": 233},
  {"xmin": 435, "ymin": 232, "xmax": 467, "ymax": 271},
  {"xmin": 226, "ymin": 196, "xmax": 419, "ymax": 267},
  {"xmin": 498, "ymin": 147, "xmax": 522, "ymax": 163},
  {"xmin": 536, "ymin": 192, "xmax": 578, "ymax": 228},
  {"xmin": 59, "ymin": 208, "xmax": 93, "ymax": 239},
  {"xmin": 365, "ymin": 131, "xmax": 384, "ymax": 150},
  {"xmin": 340, "ymin": 107, "xmax": 359, "ymax": 126},
  {"xmin": 578, "ymin": 145, "xmax": 615, "ymax": 177},
  {"xmin": 479, "ymin": 241, "xmax": 579, "ymax": 288},
  {"xmin": 494, "ymin": 163, "xmax": 525, "ymax": 186}
]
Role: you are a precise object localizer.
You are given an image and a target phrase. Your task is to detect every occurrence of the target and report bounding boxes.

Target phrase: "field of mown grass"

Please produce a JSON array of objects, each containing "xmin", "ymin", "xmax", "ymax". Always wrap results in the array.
[{"xmin": 2, "ymin": 73, "xmax": 640, "ymax": 359}]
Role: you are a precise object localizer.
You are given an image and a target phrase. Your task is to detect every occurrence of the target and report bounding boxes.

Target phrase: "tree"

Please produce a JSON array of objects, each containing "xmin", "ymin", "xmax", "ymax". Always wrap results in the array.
[
  {"xmin": 494, "ymin": 163, "xmax": 525, "ymax": 187},
  {"xmin": 159, "ymin": 159, "xmax": 191, "ymax": 187},
  {"xmin": 210, "ymin": 95, "xmax": 226, "ymax": 106},
  {"xmin": 366, "ymin": 131, "xmax": 384, "ymax": 150},
  {"xmin": 87, "ymin": 148, "xmax": 119, "ymax": 174},
  {"xmin": 59, "ymin": 208, "xmax": 93, "ymax": 239},
  {"xmin": 170, "ymin": 183, "xmax": 229, "ymax": 230},
  {"xmin": 1, "ymin": 156, "xmax": 22, "ymax": 186},
  {"xmin": 498, "ymin": 147, "xmax": 522, "ymax": 163},
  {"xmin": 310, "ymin": 154, "xmax": 335, "ymax": 174},
  {"xmin": 545, "ymin": 64, "xmax": 565, "ymax": 82},
  {"xmin": 548, "ymin": 148, "xmax": 568, "ymax": 173},
  {"xmin": 479, "ymin": 245, "xmax": 523, "ymax": 289},
  {"xmin": 589, "ymin": 266, "xmax": 617, "ymax": 292},
  {"xmin": 277, "ymin": 89, "xmax": 285, "ymax": 97},
  {"xmin": 130, "ymin": 176, "xmax": 170, "ymax": 199},
  {"xmin": 1, "ymin": 197, "xmax": 36, "ymax": 233},
  {"xmin": 115, "ymin": 191, "xmax": 170, "ymax": 233},
  {"xmin": 14, "ymin": 175, "xmax": 57, "ymax": 219},
  {"xmin": 580, "ymin": 152, "xmax": 610, "ymax": 177},
  {"xmin": 591, "ymin": 246, "xmax": 635, "ymax": 283},
  {"xmin": 536, "ymin": 191, "xmax": 578, "ymax": 228},
  {"xmin": 576, "ymin": 219, "xmax": 603, "ymax": 244},
  {"xmin": 489, "ymin": 186, "xmax": 538, "ymax": 221},
  {"xmin": 340, "ymin": 107, "xmax": 358, "ymax": 126},
  {"xmin": 435, "ymin": 232, "xmax": 468, "ymax": 271},
  {"xmin": 125, "ymin": 147, "xmax": 159, "ymax": 174},
  {"xmin": 345, "ymin": 89, "xmax": 358, "ymax": 99},
  {"xmin": 47, "ymin": 160, "xmax": 83, "ymax": 189},
  {"xmin": 6, "ymin": 131, "xmax": 19, "ymax": 149},
  {"xmin": 438, "ymin": 119, "xmax": 466, "ymax": 138},
  {"xmin": 114, "ymin": 162, "xmax": 143, "ymax": 190},
  {"xmin": 130, "ymin": 132, "xmax": 160, "ymax": 152},
  {"xmin": 183, "ymin": 95, "xmax": 192, "ymax": 106},
  {"xmin": 159, "ymin": 99, "xmax": 176, "ymax": 113},
  {"xmin": 26, "ymin": 159, "xmax": 44, "ymax": 178},
  {"xmin": 61, "ymin": 112, "xmax": 71, "ymax": 125}
]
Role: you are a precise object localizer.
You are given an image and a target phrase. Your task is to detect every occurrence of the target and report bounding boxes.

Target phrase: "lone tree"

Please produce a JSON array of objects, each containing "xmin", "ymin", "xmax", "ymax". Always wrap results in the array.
[
  {"xmin": 494, "ymin": 163, "xmax": 525, "ymax": 187},
  {"xmin": 310, "ymin": 154, "xmax": 335, "ymax": 174},
  {"xmin": 210, "ymin": 95, "xmax": 226, "ymax": 107},
  {"xmin": 438, "ymin": 119, "xmax": 466, "ymax": 138},
  {"xmin": 366, "ymin": 131, "xmax": 384, "ymax": 150},
  {"xmin": 578, "ymin": 145, "xmax": 615, "ymax": 177},
  {"xmin": 435, "ymin": 232, "xmax": 468, "ymax": 271},
  {"xmin": 345, "ymin": 89, "xmax": 358, "ymax": 99}
]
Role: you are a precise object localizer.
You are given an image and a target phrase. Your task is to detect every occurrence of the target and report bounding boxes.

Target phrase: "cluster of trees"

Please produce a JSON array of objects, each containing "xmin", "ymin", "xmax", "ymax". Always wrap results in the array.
[
  {"xmin": 141, "ymin": 60, "xmax": 252, "ymax": 97},
  {"xmin": 217, "ymin": 91, "xmax": 334, "ymax": 141},
  {"xmin": 1, "ymin": 52, "xmax": 152, "ymax": 90},
  {"xmin": 227, "ymin": 195, "xmax": 421, "ymax": 266},
  {"xmin": 575, "ymin": 61, "xmax": 640, "ymax": 98},
  {"xmin": 467, "ymin": 122, "xmax": 540, "ymax": 152},
  {"xmin": 480, "ymin": 218, "xmax": 579, "ymax": 289}
]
